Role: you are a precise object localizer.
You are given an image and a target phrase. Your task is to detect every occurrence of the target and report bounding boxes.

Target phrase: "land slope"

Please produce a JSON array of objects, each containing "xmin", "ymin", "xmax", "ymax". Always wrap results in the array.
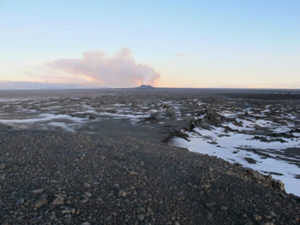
[{"xmin": 0, "ymin": 128, "xmax": 299, "ymax": 225}]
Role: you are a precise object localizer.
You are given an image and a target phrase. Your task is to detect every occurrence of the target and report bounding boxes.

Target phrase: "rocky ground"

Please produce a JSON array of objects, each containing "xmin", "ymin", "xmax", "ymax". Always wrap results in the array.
[
  {"xmin": 0, "ymin": 88, "xmax": 300, "ymax": 224},
  {"xmin": 0, "ymin": 127, "xmax": 300, "ymax": 225}
]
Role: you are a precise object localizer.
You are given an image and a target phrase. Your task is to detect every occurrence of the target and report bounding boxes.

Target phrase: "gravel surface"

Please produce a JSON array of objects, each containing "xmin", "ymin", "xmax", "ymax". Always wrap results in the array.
[{"xmin": 0, "ymin": 128, "xmax": 299, "ymax": 225}]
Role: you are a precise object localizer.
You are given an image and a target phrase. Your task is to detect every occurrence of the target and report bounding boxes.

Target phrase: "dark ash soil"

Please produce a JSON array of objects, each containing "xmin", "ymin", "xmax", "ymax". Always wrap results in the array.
[{"xmin": 0, "ymin": 128, "xmax": 299, "ymax": 225}]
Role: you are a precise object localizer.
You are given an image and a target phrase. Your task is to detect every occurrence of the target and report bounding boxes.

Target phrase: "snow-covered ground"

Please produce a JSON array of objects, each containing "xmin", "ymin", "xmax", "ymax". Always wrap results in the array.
[
  {"xmin": 171, "ymin": 103, "xmax": 300, "ymax": 196},
  {"xmin": 172, "ymin": 126, "xmax": 300, "ymax": 196}
]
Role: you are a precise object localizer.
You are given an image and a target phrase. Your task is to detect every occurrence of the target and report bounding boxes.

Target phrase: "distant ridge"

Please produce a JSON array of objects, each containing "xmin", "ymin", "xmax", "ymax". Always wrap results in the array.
[
  {"xmin": 0, "ymin": 81, "xmax": 100, "ymax": 90},
  {"xmin": 136, "ymin": 84, "xmax": 155, "ymax": 89}
]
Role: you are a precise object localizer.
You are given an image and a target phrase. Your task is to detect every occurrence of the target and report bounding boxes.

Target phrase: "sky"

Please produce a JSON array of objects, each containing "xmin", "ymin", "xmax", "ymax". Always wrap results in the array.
[{"xmin": 0, "ymin": 0, "xmax": 300, "ymax": 88}]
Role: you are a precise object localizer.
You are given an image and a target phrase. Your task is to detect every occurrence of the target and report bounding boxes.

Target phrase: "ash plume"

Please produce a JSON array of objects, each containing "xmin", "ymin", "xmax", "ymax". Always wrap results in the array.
[{"xmin": 45, "ymin": 48, "xmax": 160, "ymax": 88}]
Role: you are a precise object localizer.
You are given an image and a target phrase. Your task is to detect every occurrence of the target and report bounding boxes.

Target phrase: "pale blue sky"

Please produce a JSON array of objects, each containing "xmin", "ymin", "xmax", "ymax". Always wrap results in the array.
[{"xmin": 1, "ymin": 0, "xmax": 300, "ymax": 88}]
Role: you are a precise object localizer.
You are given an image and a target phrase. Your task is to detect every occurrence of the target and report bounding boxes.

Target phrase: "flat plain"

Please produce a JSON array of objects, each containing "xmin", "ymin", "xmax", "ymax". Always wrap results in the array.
[{"xmin": 0, "ymin": 88, "xmax": 300, "ymax": 224}]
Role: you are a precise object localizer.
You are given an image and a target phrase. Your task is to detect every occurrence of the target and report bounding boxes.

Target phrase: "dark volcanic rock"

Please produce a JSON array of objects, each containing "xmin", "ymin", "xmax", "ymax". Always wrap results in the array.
[
  {"xmin": 0, "ymin": 129, "xmax": 299, "ymax": 224},
  {"xmin": 136, "ymin": 84, "xmax": 155, "ymax": 89},
  {"xmin": 202, "ymin": 108, "xmax": 227, "ymax": 126}
]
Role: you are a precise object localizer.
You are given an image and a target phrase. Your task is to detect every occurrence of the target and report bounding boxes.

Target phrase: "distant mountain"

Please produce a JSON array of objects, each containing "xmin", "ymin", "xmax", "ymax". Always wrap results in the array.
[
  {"xmin": 0, "ymin": 81, "xmax": 156, "ymax": 90},
  {"xmin": 0, "ymin": 81, "xmax": 99, "ymax": 90},
  {"xmin": 136, "ymin": 84, "xmax": 155, "ymax": 89}
]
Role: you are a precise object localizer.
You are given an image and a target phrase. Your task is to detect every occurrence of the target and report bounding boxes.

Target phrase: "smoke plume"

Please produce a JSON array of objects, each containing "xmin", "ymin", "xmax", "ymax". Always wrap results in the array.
[{"xmin": 45, "ymin": 48, "xmax": 160, "ymax": 87}]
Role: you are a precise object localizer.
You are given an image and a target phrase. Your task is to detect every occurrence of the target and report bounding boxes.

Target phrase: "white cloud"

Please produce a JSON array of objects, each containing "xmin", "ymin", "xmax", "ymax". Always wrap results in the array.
[{"xmin": 38, "ymin": 47, "xmax": 160, "ymax": 88}]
